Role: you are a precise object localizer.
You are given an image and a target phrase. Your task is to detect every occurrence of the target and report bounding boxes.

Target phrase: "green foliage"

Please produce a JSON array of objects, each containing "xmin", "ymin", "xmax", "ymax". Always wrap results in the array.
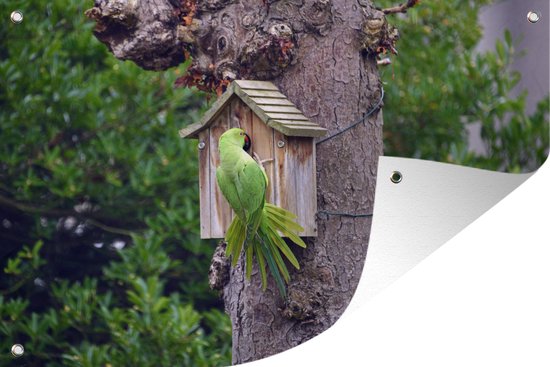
[
  {"xmin": 0, "ymin": 0, "xmax": 230, "ymax": 365},
  {"xmin": 375, "ymin": 0, "xmax": 549, "ymax": 172},
  {"xmin": 1, "ymin": 243, "xmax": 231, "ymax": 366}
]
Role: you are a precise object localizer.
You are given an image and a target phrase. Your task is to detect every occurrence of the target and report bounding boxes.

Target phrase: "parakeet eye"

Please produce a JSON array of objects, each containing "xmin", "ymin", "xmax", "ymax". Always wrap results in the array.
[{"xmin": 243, "ymin": 133, "xmax": 251, "ymax": 152}]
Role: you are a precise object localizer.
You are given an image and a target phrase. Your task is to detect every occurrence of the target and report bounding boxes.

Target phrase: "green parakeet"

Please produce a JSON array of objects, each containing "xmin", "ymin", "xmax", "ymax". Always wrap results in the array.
[{"xmin": 216, "ymin": 128, "xmax": 306, "ymax": 297}]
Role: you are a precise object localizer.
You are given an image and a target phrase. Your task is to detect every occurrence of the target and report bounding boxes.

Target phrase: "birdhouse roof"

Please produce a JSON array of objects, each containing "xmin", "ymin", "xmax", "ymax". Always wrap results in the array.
[{"xmin": 179, "ymin": 80, "xmax": 327, "ymax": 139}]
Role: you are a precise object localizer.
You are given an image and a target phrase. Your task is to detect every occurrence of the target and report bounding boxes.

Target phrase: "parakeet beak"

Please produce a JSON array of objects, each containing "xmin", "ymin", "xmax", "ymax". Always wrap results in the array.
[{"xmin": 243, "ymin": 133, "xmax": 251, "ymax": 152}]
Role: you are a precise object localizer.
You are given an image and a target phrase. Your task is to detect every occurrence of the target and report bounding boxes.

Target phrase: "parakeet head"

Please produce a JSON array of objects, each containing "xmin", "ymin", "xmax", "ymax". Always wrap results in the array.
[{"xmin": 220, "ymin": 128, "xmax": 251, "ymax": 152}]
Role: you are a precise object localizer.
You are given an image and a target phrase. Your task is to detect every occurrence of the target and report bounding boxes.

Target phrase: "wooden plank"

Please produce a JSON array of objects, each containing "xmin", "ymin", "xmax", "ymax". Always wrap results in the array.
[
  {"xmin": 251, "ymin": 114, "xmax": 275, "ymax": 203},
  {"xmin": 268, "ymin": 121, "xmax": 328, "ymax": 137},
  {"xmin": 271, "ymin": 121, "xmax": 321, "ymax": 127},
  {"xmin": 273, "ymin": 130, "xmax": 298, "ymax": 231},
  {"xmin": 187, "ymin": 90, "xmax": 235, "ymax": 138},
  {"xmin": 269, "ymin": 121, "xmax": 327, "ymax": 128},
  {"xmin": 240, "ymin": 89, "xmax": 287, "ymax": 99},
  {"xmin": 234, "ymin": 80, "xmax": 279, "ymax": 91},
  {"xmin": 311, "ymin": 141, "xmax": 318, "ymax": 237},
  {"xmin": 179, "ymin": 121, "xmax": 204, "ymax": 139},
  {"xmin": 249, "ymin": 97, "xmax": 295, "ymax": 106},
  {"xmin": 264, "ymin": 112, "xmax": 310, "ymax": 121},
  {"xmin": 198, "ymin": 130, "xmax": 211, "ymax": 239},
  {"xmin": 269, "ymin": 123, "xmax": 279, "ymax": 209},
  {"xmin": 289, "ymin": 137, "xmax": 316, "ymax": 237},
  {"xmin": 230, "ymin": 98, "xmax": 254, "ymax": 134},
  {"xmin": 257, "ymin": 105, "xmax": 303, "ymax": 114},
  {"xmin": 209, "ymin": 108, "xmax": 233, "ymax": 239}
]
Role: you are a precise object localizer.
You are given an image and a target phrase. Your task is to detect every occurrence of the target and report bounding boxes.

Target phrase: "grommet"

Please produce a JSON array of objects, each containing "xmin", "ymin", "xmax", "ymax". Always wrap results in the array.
[
  {"xmin": 198, "ymin": 141, "xmax": 206, "ymax": 150},
  {"xmin": 390, "ymin": 171, "xmax": 402, "ymax": 184},
  {"xmin": 10, "ymin": 10, "xmax": 23, "ymax": 24},
  {"xmin": 11, "ymin": 344, "xmax": 24, "ymax": 357},
  {"xmin": 277, "ymin": 140, "xmax": 285, "ymax": 148},
  {"xmin": 527, "ymin": 11, "xmax": 540, "ymax": 23}
]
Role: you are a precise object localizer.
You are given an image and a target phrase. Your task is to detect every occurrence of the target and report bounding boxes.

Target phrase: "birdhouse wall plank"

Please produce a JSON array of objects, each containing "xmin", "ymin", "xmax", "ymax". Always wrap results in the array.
[
  {"xmin": 251, "ymin": 113, "xmax": 276, "ymax": 203},
  {"xmin": 273, "ymin": 130, "xmax": 298, "ymax": 224},
  {"xmin": 272, "ymin": 132, "xmax": 317, "ymax": 237},
  {"xmin": 289, "ymin": 137, "xmax": 317, "ymax": 237},
  {"xmin": 230, "ymin": 98, "xmax": 253, "ymax": 134},
  {"xmin": 209, "ymin": 109, "xmax": 233, "ymax": 239},
  {"xmin": 198, "ymin": 130, "xmax": 211, "ymax": 239}
]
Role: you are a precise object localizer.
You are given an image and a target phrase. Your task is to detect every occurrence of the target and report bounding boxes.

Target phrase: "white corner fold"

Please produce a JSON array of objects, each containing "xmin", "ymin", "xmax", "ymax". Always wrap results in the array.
[{"xmin": 348, "ymin": 156, "xmax": 532, "ymax": 312}]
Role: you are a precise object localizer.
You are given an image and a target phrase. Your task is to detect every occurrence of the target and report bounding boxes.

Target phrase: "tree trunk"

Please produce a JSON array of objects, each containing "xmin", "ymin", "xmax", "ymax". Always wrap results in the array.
[
  {"xmin": 86, "ymin": 0, "xmax": 388, "ymax": 364},
  {"xmin": 222, "ymin": 9, "xmax": 383, "ymax": 366}
]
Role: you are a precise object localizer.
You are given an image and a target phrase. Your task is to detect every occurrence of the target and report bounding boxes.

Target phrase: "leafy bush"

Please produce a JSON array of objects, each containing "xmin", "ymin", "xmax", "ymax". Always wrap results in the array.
[
  {"xmin": 0, "ymin": 1, "xmax": 230, "ymax": 365},
  {"xmin": 375, "ymin": 0, "xmax": 549, "ymax": 172}
]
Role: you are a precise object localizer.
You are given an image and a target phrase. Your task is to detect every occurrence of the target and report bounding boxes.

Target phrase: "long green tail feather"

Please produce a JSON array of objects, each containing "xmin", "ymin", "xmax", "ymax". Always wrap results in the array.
[
  {"xmin": 265, "ymin": 203, "xmax": 298, "ymax": 220},
  {"xmin": 232, "ymin": 221, "xmax": 247, "ymax": 266},
  {"xmin": 266, "ymin": 210, "xmax": 304, "ymax": 234},
  {"xmin": 225, "ymin": 218, "xmax": 239, "ymax": 256},
  {"xmin": 256, "ymin": 233, "xmax": 286, "ymax": 297},
  {"xmin": 265, "ymin": 236, "xmax": 290, "ymax": 283},
  {"xmin": 265, "ymin": 205, "xmax": 301, "ymax": 226},
  {"xmin": 264, "ymin": 204, "xmax": 307, "ymax": 248},
  {"xmin": 266, "ymin": 226, "xmax": 300, "ymax": 269},
  {"xmin": 266, "ymin": 215, "xmax": 307, "ymax": 249},
  {"xmin": 223, "ymin": 202, "xmax": 306, "ymax": 298}
]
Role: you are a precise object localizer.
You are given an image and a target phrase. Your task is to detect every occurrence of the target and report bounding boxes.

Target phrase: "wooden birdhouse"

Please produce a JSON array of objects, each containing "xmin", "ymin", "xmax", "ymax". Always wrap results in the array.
[{"xmin": 179, "ymin": 80, "xmax": 327, "ymax": 239}]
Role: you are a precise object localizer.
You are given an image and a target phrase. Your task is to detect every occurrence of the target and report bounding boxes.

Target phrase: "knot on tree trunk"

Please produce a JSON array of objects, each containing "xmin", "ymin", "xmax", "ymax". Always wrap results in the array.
[
  {"xmin": 300, "ymin": 0, "xmax": 333, "ymax": 36},
  {"xmin": 281, "ymin": 286, "xmax": 322, "ymax": 323},
  {"xmin": 85, "ymin": 0, "xmax": 340, "ymax": 93},
  {"xmin": 86, "ymin": 0, "xmax": 186, "ymax": 70},
  {"xmin": 360, "ymin": 11, "xmax": 399, "ymax": 56},
  {"xmin": 209, "ymin": 241, "xmax": 231, "ymax": 293},
  {"xmin": 238, "ymin": 24, "xmax": 295, "ymax": 79}
]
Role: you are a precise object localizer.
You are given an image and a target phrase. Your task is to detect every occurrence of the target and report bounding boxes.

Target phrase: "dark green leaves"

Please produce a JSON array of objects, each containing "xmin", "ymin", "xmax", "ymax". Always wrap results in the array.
[{"xmin": 0, "ymin": 1, "xmax": 229, "ymax": 365}]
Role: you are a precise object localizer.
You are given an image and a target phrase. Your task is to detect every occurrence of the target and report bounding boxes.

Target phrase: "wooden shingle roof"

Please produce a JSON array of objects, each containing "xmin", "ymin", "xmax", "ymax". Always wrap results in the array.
[{"xmin": 179, "ymin": 80, "xmax": 327, "ymax": 139}]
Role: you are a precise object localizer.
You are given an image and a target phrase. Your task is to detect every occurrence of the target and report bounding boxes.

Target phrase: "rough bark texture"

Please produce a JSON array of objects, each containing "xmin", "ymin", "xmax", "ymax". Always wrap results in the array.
[{"xmin": 86, "ymin": 0, "xmax": 386, "ymax": 364}]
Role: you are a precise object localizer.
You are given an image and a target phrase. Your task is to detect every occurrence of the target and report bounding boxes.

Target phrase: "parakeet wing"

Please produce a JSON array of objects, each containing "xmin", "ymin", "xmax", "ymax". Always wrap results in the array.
[
  {"xmin": 216, "ymin": 168, "xmax": 245, "ymax": 219},
  {"xmin": 235, "ymin": 159, "xmax": 267, "ymax": 221}
]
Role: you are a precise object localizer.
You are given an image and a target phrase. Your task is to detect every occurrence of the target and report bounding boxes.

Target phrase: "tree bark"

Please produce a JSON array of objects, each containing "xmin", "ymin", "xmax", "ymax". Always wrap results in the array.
[{"xmin": 86, "ymin": 0, "xmax": 388, "ymax": 364}]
